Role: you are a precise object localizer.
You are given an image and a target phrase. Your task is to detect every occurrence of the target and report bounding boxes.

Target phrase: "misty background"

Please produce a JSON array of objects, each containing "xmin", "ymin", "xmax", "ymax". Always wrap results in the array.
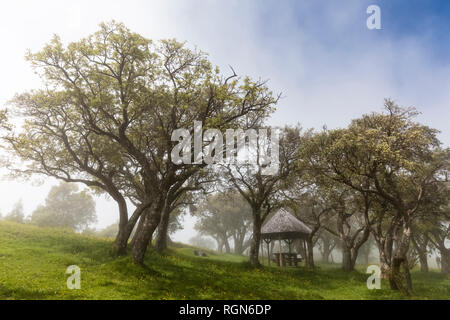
[{"xmin": 0, "ymin": 0, "xmax": 449, "ymax": 244}]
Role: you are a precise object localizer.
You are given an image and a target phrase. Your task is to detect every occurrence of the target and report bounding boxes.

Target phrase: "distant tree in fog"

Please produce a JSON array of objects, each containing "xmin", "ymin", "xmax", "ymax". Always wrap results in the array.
[
  {"xmin": 4, "ymin": 200, "xmax": 25, "ymax": 224},
  {"xmin": 195, "ymin": 191, "xmax": 252, "ymax": 255},
  {"xmin": 31, "ymin": 182, "xmax": 97, "ymax": 231}
]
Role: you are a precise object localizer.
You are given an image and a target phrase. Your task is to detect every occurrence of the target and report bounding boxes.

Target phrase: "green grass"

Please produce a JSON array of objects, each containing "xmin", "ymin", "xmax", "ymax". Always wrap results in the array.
[{"xmin": 0, "ymin": 221, "xmax": 448, "ymax": 300}]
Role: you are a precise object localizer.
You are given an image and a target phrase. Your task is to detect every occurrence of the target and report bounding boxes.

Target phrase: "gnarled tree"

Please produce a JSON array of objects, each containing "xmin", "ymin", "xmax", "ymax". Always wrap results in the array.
[{"xmin": 2, "ymin": 21, "xmax": 278, "ymax": 264}]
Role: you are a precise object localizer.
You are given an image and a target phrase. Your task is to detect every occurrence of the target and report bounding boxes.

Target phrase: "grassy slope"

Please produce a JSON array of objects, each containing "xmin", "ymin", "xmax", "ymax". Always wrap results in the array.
[{"xmin": 0, "ymin": 221, "xmax": 448, "ymax": 300}]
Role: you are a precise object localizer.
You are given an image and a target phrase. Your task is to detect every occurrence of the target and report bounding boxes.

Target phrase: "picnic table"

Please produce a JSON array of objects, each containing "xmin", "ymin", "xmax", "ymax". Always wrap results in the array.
[{"xmin": 271, "ymin": 253, "xmax": 302, "ymax": 267}]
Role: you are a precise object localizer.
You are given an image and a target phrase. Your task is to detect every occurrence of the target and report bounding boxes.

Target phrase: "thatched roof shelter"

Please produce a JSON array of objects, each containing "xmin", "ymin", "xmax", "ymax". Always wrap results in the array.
[{"xmin": 261, "ymin": 209, "xmax": 312, "ymax": 240}]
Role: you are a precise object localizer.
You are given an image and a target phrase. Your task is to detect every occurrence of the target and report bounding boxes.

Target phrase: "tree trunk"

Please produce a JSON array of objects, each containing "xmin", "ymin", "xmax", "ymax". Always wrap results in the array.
[
  {"xmin": 113, "ymin": 228, "xmax": 131, "ymax": 256},
  {"xmin": 235, "ymin": 245, "xmax": 243, "ymax": 255},
  {"xmin": 389, "ymin": 257, "xmax": 412, "ymax": 295},
  {"xmin": 322, "ymin": 247, "xmax": 331, "ymax": 264},
  {"xmin": 306, "ymin": 237, "xmax": 314, "ymax": 268},
  {"xmin": 131, "ymin": 202, "xmax": 163, "ymax": 265},
  {"xmin": 155, "ymin": 205, "xmax": 170, "ymax": 253},
  {"xmin": 441, "ymin": 249, "xmax": 450, "ymax": 275},
  {"xmin": 388, "ymin": 219, "xmax": 413, "ymax": 294},
  {"xmin": 234, "ymin": 236, "xmax": 244, "ymax": 255},
  {"xmin": 342, "ymin": 247, "xmax": 353, "ymax": 271},
  {"xmin": 217, "ymin": 238, "xmax": 224, "ymax": 253},
  {"xmin": 319, "ymin": 235, "xmax": 334, "ymax": 264},
  {"xmin": 378, "ymin": 248, "xmax": 391, "ymax": 278},
  {"xmin": 114, "ymin": 201, "xmax": 150, "ymax": 255},
  {"xmin": 411, "ymin": 234, "xmax": 429, "ymax": 273},
  {"xmin": 113, "ymin": 231, "xmax": 130, "ymax": 256},
  {"xmin": 130, "ymin": 214, "xmax": 145, "ymax": 248},
  {"xmin": 224, "ymin": 237, "xmax": 231, "ymax": 254},
  {"xmin": 418, "ymin": 252, "xmax": 428, "ymax": 273},
  {"xmin": 112, "ymin": 198, "xmax": 129, "ymax": 256},
  {"xmin": 249, "ymin": 214, "xmax": 262, "ymax": 267},
  {"xmin": 372, "ymin": 222, "xmax": 397, "ymax": 278},
  {"xmin": 341, "ymin": 246, "xmax": 360, "ymax": 271},
  {"xmin": 339, "ymin": 228, "xmax": 370, "ymax": 271}
]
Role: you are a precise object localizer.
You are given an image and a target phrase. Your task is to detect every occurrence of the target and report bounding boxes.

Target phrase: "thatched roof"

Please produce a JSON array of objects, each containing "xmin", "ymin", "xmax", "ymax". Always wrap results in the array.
[{"xmin": 261, "ymin": 209, "xmax": 312, "ymax": 240}]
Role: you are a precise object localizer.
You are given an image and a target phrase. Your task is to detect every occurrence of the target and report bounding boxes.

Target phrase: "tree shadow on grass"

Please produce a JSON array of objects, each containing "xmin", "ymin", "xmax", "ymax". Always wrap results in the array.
[{"xmin": 118, "ymin": 250, "xmax": 331, "ymax": 299}]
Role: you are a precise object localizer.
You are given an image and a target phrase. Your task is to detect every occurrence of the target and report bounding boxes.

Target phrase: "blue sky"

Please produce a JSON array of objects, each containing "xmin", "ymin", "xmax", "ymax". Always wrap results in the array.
[
  {"xmin": 0, "ymin": 1, "xmax": 449, "ymax": 238},
  {"xmin": 258, "ymin": 0, "xmax": 450, "ymax": 51},
  {"xmin": 180, "ymin": 0, "xmax": 450, "ymax": 141}
]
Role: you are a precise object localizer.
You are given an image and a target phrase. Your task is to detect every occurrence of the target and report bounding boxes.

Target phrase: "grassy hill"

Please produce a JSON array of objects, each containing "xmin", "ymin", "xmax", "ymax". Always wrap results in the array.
[{"xmin": 0, "ymin": 221, "xmax": 448, "ymax": 300}]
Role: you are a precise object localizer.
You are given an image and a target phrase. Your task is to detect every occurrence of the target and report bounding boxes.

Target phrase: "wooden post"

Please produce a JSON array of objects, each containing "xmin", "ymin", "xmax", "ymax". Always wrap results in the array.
[
  {"xmin": 265, "ymin": 240, "xmax": 271, "ymax": 266},
  {"xmin": 305, "ymin": 239, "xmax": 308, "ymax": 266},
  {"xmin": 287, "ymin": 240, "xmax": 292, "ymax": 266},
  {"xmin": 279, "ymin": 238, "xmax": 282, "ymax": 267},
  {"xmin": 302, "ymin": 238, "xmax": 307, "ymax": 266}
]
